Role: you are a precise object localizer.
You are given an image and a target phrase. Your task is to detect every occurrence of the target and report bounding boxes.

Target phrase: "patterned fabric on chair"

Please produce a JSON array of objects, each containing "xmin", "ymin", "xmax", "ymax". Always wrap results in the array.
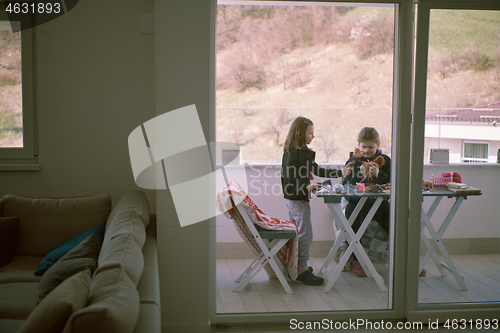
[{"xmin": 216, "ymin": 181, "xmax": 299, "ymax": 294}]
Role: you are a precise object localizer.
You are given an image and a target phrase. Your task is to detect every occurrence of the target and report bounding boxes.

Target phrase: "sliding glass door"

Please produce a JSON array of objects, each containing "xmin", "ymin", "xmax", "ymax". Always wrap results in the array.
[
  {"xmin": 212, "ymin": 0, "xmax": 414, "ymax": 325},
  {"xmin": 408, "ymin": 0, "xmax": 500, "ymax": 323},
  {"xmin": 210, "ymin": 0, "xmax": 500, "ymax": 327}
]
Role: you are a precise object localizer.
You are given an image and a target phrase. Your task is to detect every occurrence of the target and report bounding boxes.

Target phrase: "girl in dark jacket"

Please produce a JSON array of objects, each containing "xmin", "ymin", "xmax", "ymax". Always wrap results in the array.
[
  {"xmin": 341, "ymin": 127, "xmax": 391, "ymax": 277},
  {"xmin": 281, "ymin": 116, "xmax": 341, "ymax": 285}
]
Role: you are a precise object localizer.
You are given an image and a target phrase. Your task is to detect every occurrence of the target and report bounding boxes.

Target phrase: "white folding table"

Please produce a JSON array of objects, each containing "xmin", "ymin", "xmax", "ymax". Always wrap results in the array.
[
  {"xmin": 316, "ymin": 185, "xmax": 481, "ymax": 293},
  {"xmin": 316, "ymin": 186, "xmax": 389, "ymax": 293},
  {"xmin": 420, "ymin": 188, "xmax": 481, "ymax": 291}
]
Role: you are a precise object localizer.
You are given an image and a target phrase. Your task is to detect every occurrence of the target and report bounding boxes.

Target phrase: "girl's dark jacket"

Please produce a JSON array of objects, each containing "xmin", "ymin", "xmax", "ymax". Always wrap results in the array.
[
  {"xmin": 341, "ymin": 149, "xmax": 391, "ymax": 200},
  {"xmin": 281, "ymin": 147, "xmax": 341, "ymax": 201}
]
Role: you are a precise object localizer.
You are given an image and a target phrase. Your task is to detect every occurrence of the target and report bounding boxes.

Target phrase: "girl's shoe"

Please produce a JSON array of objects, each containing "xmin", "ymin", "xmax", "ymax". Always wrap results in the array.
[
  {"xmin": 419, "ymin": 269, "xmax": 427, "ymax": 276},
  {"xmin": 352, "ymin": 261, "xmax": 366, "ymax": 277},
  {"xmin": 296, "ymin": 269, "xmax": 325, "ymax": 285}
]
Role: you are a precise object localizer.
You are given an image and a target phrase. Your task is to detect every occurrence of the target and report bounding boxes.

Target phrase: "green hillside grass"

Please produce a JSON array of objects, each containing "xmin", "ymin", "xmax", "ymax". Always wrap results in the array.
[
  {"xmin": 0, "ymin": 29, "xmax": 22, "ymax": 147},
  {"xmin": 429, "ymin": 9, "xmax": 500, "ymax": 56}
]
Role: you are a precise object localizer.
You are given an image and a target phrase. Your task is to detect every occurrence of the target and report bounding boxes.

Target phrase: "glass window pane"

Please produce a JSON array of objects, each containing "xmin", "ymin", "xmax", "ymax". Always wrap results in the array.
[
  {"xmin": 217, "ymin": 2, "xmax": 395, "ymax": 164},
  {"xmin": 424, "ymin": 10, "xmax": 500, "ymax": 164},
  {"xmin": 216, "ymin": 1, "xmax": 396, "ymax": 314},
  {"xmin": 420, "ymin": 9, "xmax": 500, "ymax": 305},
  {"xmin": 0, "ymin": 22, "xmax": 22, "ymax": 148}
]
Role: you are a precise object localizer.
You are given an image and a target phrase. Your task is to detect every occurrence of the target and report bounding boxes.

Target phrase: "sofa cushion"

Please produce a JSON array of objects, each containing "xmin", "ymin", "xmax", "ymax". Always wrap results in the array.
[
  {"xmin": 105, "ymin": 190, "xmax": 150, "ymax": 232},
  {"xmin": 133, "ymin": 303, "xmax": 161, "ymax": 333},
  {"xmin": 38, "ymin": 234, "xmax": 99, "ymax": 304},
  {"xmin": 0, "ymin": 319, "xmax": 26, "ymax": 333},
  {"xmin": 103, "ymin": 210, "xmax": 146, "ymax": 250},
  {"xmin": 63, "ymin": 265, "xmax": 140, "ymax": 333},
  {"xmin": 0, "ymin": 256, "xmax": 43, "ymax": 284},
  {"xmin": 0, "ymin": 217, "xmax": 20, "ymax": 266},
  {"xmin": 18, "ymin": 269, "xmax": 91, "ymax": 333},
  {"xmin": 34, "ymin": 225, "xmax": 104, "ymax": 276},
  {"xmin": 0, "ymin": 282, "xmax": 39, "ymax": 320},
  {"xmin": 136, "ymin": 235, "xmax": 160, "ymax": 305},
  {"xmin": 0, "ymin": 194, "xmax": 111, "ymax": 256},
  {"xmin": 98, "ymin": 233, "xmax": 144, "ymax": 286},
  {"xmin": 134, "ymin": 235, "xmax": 161, "ymax": 333}
]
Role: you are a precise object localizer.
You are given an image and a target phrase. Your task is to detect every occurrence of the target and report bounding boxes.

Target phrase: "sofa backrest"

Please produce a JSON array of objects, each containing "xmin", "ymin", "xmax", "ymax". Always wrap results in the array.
[
  {"xmin": 64, "ymin": 190, "xmax": 151, "ymax": 333},
  {"xmin": 0, "ymin": 194, "xmax": 111, "ymax": 256},
  {"xmin": 105, "ymin": 190, "xmax": 150, "ymax": 232},
  {"xmin": 99, "ymin": 190, "xmax": 150, "ymax": 284}
]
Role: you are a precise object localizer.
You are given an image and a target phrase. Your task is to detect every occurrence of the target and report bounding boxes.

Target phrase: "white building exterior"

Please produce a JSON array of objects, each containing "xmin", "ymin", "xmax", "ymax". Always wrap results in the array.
[{"xmin": 425, "ymin": 101, "xmax": 500, "ymax": 163}]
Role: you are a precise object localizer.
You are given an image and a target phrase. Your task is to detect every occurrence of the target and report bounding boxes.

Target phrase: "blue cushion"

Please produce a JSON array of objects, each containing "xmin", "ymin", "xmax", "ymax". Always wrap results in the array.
[{"xmin": 34, "ymin": 225, "xmax": 104, "ymax": 276}]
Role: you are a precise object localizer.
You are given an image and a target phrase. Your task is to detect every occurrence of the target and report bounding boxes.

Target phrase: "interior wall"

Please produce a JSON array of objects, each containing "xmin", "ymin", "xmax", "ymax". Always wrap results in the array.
[
  {"xmin": 155, "ymin": 0, "xmax": 213, "ymax": 332},
  {"xmin": 0, "ymin": 0, "xmax": 156, "ymax": 210}
]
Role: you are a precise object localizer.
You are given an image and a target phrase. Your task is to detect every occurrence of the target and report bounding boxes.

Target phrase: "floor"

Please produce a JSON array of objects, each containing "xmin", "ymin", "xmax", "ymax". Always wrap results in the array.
[{"xmin": 216, "ymin": 254, "xmax": 500, "ymax": 313}]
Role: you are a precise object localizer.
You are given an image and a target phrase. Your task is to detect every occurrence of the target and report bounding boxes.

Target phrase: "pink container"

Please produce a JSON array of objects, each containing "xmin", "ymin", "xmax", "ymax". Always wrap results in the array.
[
  {"xmin": 441, "ymin": 172, "xmax": 462, "ymax": 183},
  {"xmin": 432, "ymin": 176, "xmax": 452, "ymax": 186}
]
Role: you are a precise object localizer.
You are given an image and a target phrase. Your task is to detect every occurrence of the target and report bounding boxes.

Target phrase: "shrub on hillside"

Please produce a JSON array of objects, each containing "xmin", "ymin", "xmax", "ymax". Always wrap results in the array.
[
  {"xmin": 216, "ymin": 6, "xmax": 396, "ymax": 92},
  {"xmin": 235, "ymin": 64, "xmax": 266, "ymax": 92},
  {"xmin": 459, "ymin": 46, "xmax": 494, "ymax": 71},
  {"xmin": 0, "ymin": 69, "xmax": 20, "ymax": 86},
  {"xmin": 432, "ymin": 46, "xmax": 494, "ymax": 78},
  {"xmin": 349, "ymin": 11, "xmax": 394, "ymax": 59}
]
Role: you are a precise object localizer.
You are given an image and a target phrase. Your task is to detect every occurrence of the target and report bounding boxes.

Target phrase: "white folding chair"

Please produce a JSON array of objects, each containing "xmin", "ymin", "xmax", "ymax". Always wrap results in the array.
[{"xmin": 228, "ymin": 197, "xmax": 297, "ymax": 294}]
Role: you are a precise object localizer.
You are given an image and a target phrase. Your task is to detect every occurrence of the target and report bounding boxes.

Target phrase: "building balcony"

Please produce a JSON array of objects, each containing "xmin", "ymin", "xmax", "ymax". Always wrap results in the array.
[{"xmin": 215, "ymin": 163, "xmax": 500, "ymax": 313}]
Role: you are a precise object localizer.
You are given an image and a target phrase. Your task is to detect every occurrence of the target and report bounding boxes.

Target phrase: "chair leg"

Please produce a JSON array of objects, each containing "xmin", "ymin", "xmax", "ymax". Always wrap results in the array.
[
  {"xmin": 235, "ymin": 253, "xmax": 264, "ymax": 283},
  {"xmin": 233, "ymin": 238, "xmax": 293, "ymax": 294},
  {"xmin": 261, "ymin": 239, "xmax": 293, "ymax": 294},
  {"xmin": 233, "ymin": 255, "xmax": 269, "ymax": 292}
]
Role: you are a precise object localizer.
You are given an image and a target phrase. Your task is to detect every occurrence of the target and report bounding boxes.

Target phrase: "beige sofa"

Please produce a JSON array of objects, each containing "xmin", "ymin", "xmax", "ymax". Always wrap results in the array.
[{"xmin": 0, "ymin": 190, "xmax": 160, "ymax": 333}]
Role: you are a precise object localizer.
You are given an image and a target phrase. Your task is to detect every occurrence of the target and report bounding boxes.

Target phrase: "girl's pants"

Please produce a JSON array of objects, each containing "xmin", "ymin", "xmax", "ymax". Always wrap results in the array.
[
  {"xmin": 286, "ymin": 199, "xmax": 312, "ymax": 267},
  {"xmin": 344, "ymin": 198, "xmax": 390, "ymax": 234},
  {"xmin": 344, "ymin": 198, "xmax": 390, "ymax": 261}
]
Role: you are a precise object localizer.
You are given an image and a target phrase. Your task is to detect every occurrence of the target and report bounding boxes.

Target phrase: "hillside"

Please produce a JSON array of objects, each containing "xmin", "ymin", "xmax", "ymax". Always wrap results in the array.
[
  {"xmin": 216, "ymin": 5, "xmax": 500, "ymax": 163},
  {"xmin": 0, "ymin": 29, "xmax": 22, "ymax": 147}
]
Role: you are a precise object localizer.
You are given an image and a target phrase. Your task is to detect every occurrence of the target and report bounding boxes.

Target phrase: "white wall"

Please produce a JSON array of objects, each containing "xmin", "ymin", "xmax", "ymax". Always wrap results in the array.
[
  {"xmin": 0, "ymin": 0, "xmax": 156, "ymax": 209},
  {"xmin": 217, "ymin": 164, "xmax": 500, "ymax": 242},
  {"xmin": 425, "ymin": 123, "xmax": 500, "ymax": 163},
  {"xmin": 155, "ymin": 1, "xmax": 213, "ymax": 332},
  {"xmin": 421, "ymin": 164, "xmax": 500, "ymax": 238},
  {"xmin": 426, "ymin": 123, "xmax": 500, "ymax": 141},
  {"xmin": 426, "ymin": 137, "xmax": 500, "ymax": 163}
]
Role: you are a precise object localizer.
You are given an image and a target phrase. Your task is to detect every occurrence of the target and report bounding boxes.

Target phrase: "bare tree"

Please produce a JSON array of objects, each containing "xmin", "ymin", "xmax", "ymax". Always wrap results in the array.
[
  {"xmin": 316, "ymin": 136, "xmax": 336, "ymax": 162},
  {"xmin": 228, "ymin": 122, "xmax": 255, "ymax": 147},
  {"xmin": 267, "ymin": 109, "xmax": 290, "ymax": 146}
]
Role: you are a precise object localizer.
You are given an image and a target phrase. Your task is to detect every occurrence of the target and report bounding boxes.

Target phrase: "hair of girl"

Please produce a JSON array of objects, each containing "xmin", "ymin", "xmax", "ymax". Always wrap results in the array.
[
  {"xmin": 284, "ymin": 116, "xmax": 314, "ymax": 153},
  {"xmin": 357, "ymin": 127, "xmax": 380, "ymax": 144}
]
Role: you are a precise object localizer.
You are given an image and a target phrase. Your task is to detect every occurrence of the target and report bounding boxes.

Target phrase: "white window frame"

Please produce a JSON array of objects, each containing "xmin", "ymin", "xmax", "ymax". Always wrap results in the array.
[
  {"xmin": 409, "ymin": 0, "xmax": 500, "ymax": 324},
  {"xmin": 462, "ymin": 141, "xmax": 489, "ymax": 163},
  {"xmin": 0, "ymin": 12, "xmax": 37, "ymax": 169},
  {"xmin": 210, "ymin": 0, "xmax": 414, "ymax": 326}
]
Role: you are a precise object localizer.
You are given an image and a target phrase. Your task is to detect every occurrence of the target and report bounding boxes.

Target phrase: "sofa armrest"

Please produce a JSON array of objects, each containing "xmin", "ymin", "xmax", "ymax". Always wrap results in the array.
[
  {"xmin": 134, "ymin": 233, "xmax": 161, "ymax": 333},
  {"xmin": 146, "ymin": 214, "xmax": 157, "ymax": 239}
]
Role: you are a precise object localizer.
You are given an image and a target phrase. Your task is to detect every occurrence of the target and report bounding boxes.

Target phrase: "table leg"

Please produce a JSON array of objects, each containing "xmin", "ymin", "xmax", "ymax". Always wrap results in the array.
[
  {"xmin": 322, "ymin": 197, "xmax": 387, "ymax": 293},
  {"xmin": 420, "ymin": 197, "xmax": 448, "ymax": 277},
  {"xmin": 345, "ymin": 197, "xmax": 387, "ymax": 292},
  {"xmin": 318, "ymin": 197, "xmax": 368, "ymax": 277},
  {"xmin": 420, "ymin": 196, "xmax": 468, "ymax": 291}
]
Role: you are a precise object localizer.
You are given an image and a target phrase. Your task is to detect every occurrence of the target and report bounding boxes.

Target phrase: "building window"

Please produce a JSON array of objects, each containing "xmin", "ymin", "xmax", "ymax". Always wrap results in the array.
[
  {"xmin": 462, "ymin": 141, "xmax": 488, "ymax": 163},
  {"xmin": 0, "ymin": 14, "xmax": 36, "ymax": 163}
]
